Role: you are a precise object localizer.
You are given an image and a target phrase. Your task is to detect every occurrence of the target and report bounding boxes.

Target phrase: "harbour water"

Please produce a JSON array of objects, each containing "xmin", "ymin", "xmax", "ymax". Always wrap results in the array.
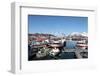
[
  {"xmin": 65, "ymin": 41, "xmax": 77, "ymax": 49},
  {"xmin": 28, "ymin": 40, "xmax": 88, "ymax": 61}
]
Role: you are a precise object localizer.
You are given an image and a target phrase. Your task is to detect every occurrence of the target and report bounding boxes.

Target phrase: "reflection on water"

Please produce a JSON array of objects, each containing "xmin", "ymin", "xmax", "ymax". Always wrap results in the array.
[
  {"xmin": 29, "ymin": 52, "xmax": 77, "ymax": 60},
  {"xmin": 66, "ymin": 41, "xmax": 77, "ymax": 49},
  {"xmin": 28, "ymin": 40, "xmax": 88, "ymax": 61}
]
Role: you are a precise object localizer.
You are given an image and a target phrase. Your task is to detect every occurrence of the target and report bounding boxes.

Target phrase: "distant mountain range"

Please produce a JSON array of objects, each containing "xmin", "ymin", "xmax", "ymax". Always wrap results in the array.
[
  {"xmin": 68, "ymin": 32, "xmax": 88, "ymax": 37},
  {"xmin": 28, "ymin": 32, "xmax": 88, "ymax": 38},
  {"xmin": 29, "ymin": 33, "xmax": 56, "ymax": 37}
]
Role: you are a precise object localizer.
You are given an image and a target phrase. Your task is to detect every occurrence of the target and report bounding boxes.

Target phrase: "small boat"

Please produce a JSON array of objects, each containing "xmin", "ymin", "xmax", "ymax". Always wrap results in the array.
[
  {"xmin": 76, "ymin": 44, "xmax": 88, "ymax": 49},
  {"xmin": 48, "ymin": 44, "xmax": 62, "ymax": 48}
]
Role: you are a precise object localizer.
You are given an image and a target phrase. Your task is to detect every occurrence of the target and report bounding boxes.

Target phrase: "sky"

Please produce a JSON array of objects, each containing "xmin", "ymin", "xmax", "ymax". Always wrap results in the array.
[{"xmin": 28, "ymin": 15, "xmax": 88, "ymax": 36}]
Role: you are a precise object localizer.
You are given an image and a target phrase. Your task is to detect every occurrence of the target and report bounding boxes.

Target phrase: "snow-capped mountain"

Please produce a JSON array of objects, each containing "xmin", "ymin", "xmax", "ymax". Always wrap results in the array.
[{"xmin": 69, "ymin": 32, "xmax": 88, "ymax": 37}]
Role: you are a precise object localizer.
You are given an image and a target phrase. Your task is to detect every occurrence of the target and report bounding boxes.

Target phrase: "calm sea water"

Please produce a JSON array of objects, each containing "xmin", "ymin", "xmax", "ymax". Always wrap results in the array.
[
  {"xmin": 29, "ymin": 40, "xmax": 78, "ymax": 60},
  {"xmin": 65, "ymin": 41, "xmax": 77, "ymax": 49}
]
